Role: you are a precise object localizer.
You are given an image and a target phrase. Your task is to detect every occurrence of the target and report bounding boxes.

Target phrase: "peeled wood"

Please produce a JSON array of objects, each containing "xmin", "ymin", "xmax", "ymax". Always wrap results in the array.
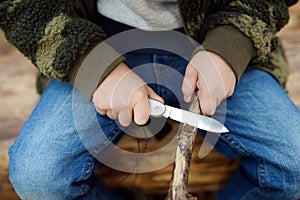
[{"xmin": 165, "ymin": 96, "xmax": 200, "ymax": 200}]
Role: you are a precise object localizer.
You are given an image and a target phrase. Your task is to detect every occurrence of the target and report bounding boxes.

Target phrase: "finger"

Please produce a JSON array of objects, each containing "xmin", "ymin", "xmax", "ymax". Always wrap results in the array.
[
  {"xmin": 118, "ymin": 109, "xmax": 132, "ymax": 127},
  {"xmin": 133, "ymin": 99, "xmax": 150, "ymax": 125},
  {"xmin": 182, "ymin": 64, "xmax": 197, "ymax": 102},
  {"xmin": 106, "ymin": 110, "xmax": 117, "ymax": 120},
  {"xmin": 95, "ymin": 108, "xmax": 106, "ymax": 115},
  {"xmin": 146, "ymin": 86, "xmax": 164, "ymax": 103},
  {"xmin": 92, "ymin": 94, "xmax": 110, "ymax": 112},
  {"xmin": 197, "ymin": 88, "xmax": 216, "ymax": 116}
]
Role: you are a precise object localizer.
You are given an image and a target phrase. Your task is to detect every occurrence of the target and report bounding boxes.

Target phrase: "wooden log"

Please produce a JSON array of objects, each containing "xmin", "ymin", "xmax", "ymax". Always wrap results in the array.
[{"xmin": 165, "ymin": 96, "xmax": 200, "ymax": 200}]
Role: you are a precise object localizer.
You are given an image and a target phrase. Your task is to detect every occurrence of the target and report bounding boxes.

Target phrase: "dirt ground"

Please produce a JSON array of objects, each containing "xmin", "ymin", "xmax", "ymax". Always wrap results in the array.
[{"xmin": 0, "ymin": 3, "xmax": 300, "ymax": 199}]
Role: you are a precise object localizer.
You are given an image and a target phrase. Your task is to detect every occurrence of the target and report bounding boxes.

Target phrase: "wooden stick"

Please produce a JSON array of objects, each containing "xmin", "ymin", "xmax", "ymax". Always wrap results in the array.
[{"xmin": 165, "ymin": 96, "xmax": 200, "ymax": 200}]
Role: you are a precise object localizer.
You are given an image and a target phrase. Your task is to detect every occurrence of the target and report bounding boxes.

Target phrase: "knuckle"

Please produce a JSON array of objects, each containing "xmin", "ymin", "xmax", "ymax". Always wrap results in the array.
[
  {"xmin": 227, "ymin": 88, "xmax": 235, "ymax": 97},
  {"xmin": 130, "ymin": 91, "xmax": 147, "ymax": 106},
  {"xmin": 94, "ymin": 99, "xmax": 109, "ymax": 111},
  {"xmin": 186, "ymin": 65, "xmax": 197, "ymax": 77},
  {"xmin": 182, "ymin": 79, "xmax": 191, "ymax": 90},
  {"xmin": 107, "ymin": 111, "xmax": 117, "ymax": 120},
  {"xmin": 134, "ymin": 88, "xmax": 146, "ymax": 99}
]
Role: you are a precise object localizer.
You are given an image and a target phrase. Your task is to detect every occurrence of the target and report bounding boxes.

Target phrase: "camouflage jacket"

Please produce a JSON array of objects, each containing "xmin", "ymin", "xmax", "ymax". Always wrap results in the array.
[{"xmin": 0, "ymin": 0, "xmax": 298, "ymax": 99}]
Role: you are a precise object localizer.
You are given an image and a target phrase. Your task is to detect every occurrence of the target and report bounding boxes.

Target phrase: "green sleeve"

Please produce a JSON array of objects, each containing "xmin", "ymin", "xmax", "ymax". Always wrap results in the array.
[
  {"xmin": 0, "ymin": 0, "xmax": 124, "ymax": 100},
  {"xmin": 198, "ymin": 25, "xmax": 256, "ymax": 81},
  {"xmin": 202, "ymin": 0, "xmax": 293, "ymax": 65}
]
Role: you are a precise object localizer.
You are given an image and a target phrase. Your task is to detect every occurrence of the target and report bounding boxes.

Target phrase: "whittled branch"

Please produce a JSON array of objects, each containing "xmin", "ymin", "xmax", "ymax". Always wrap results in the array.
[{"xmin": 165, "ymin": 96, "xmax": 200, "ymax": 200}]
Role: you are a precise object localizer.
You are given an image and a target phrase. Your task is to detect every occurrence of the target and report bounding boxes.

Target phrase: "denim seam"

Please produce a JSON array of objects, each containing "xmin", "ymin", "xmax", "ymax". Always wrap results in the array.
[
  {"xmin": 78, "ymin": 156, "xmax": 95, "ymax": 195},
  {"xmin": 232, "ymin": 159, "xmax": 270, "ymax": 199},
  {"xmin": 91, "ymin": 128, "xmax": 123, "ymax": 153},
  {"xmin": 106, "ymin": 128, "xmax": 122, "ymax": 143},
  {"xmin": 220, "ymin": 133, "xmax": 250, "ymax": 157},
  {"xmin": 82, "ymin": 156, "xmax": 95, "ymax": 178},
  {"xmin": 257, "ymin": 159, "xmax": 268, "ymax": 191},
  {"xmin": 240, "ymin": 160, "xmax": 269, "ymax": 200}
]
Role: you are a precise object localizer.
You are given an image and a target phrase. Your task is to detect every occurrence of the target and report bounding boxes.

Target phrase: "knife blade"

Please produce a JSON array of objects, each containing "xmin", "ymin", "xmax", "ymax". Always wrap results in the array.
[{"xmin": 149, "ymin": 99, "xmax": 228, "ymax": 133}]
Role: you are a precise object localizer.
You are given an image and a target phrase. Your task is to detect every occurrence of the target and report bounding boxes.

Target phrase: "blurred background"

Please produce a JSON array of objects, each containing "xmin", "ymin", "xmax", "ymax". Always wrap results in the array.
[{"xmin": 0, "ymin": 3, "xmax": 300, "ymax": 199}]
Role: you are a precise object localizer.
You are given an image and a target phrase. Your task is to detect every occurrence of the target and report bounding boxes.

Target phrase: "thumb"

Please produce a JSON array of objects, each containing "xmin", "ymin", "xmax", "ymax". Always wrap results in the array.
[{"xmin": 133, "ymin": 99, "xmax": 150, "ymax": 125}]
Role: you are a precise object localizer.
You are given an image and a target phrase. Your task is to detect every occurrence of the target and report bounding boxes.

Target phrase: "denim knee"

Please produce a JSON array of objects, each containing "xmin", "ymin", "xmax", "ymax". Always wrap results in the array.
[
  {"xmin": 280, "ymin": 139, "xmax": 300, "ymax": 198},
  {"xmin": 7, "ymin": 80, "xmax": 121, "ymax": 199},
  {"xmin": 8, "ymin": 143, "xmax": 68, "ymax": 199},
  {"xmin": 9, "ymin": 144, "xmax": 96, "ymax": 200},
  {"xmin": 260, "ymin": 128, "xmax": 300, "ymax": 199},
  {"xmin": 8, "ymin": 130, "xmax": 96, "ymax": 200}
]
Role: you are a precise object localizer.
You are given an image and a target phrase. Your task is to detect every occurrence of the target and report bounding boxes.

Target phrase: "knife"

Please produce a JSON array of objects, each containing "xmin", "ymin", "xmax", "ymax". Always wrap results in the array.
[{"xmin": 149, "ymin": 99, "xmax": 228, "ymax": 133}]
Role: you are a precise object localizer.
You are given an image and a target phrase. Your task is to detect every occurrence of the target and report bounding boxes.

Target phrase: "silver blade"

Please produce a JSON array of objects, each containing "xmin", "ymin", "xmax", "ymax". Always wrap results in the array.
[{"xmin": 162, "ymin": 105, "xmax": 228, "ymax": 133}]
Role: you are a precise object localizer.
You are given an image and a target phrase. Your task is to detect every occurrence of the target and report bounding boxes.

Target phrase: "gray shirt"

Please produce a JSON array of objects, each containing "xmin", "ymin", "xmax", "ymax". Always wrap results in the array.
[{"xmin": 97, "ymin": 0, "xmax": 183, "ymax": 31}]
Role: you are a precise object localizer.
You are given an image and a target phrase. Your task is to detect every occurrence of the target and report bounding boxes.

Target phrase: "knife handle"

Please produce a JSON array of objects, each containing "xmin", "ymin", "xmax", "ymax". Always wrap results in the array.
[{"xmin": 149, "ymin": 99, "xmax": 166, "ymax": 117}]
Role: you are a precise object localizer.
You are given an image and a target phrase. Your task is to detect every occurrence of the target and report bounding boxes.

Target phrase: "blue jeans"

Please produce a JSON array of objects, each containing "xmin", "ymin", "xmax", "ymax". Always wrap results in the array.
[{"xmin": 9, "ymin": 51, "xmax": 300, "ymax": 200}]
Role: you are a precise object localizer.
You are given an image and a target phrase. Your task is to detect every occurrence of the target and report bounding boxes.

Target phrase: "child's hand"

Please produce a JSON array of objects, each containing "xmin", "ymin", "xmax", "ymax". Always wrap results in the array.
[
  {"xmin": 92, "ymin": 62, "xmax": 163, "ymax": 126},
  {"xmin": 182, "ymin": 51, "xmax": 236, "ymax": 116}
]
